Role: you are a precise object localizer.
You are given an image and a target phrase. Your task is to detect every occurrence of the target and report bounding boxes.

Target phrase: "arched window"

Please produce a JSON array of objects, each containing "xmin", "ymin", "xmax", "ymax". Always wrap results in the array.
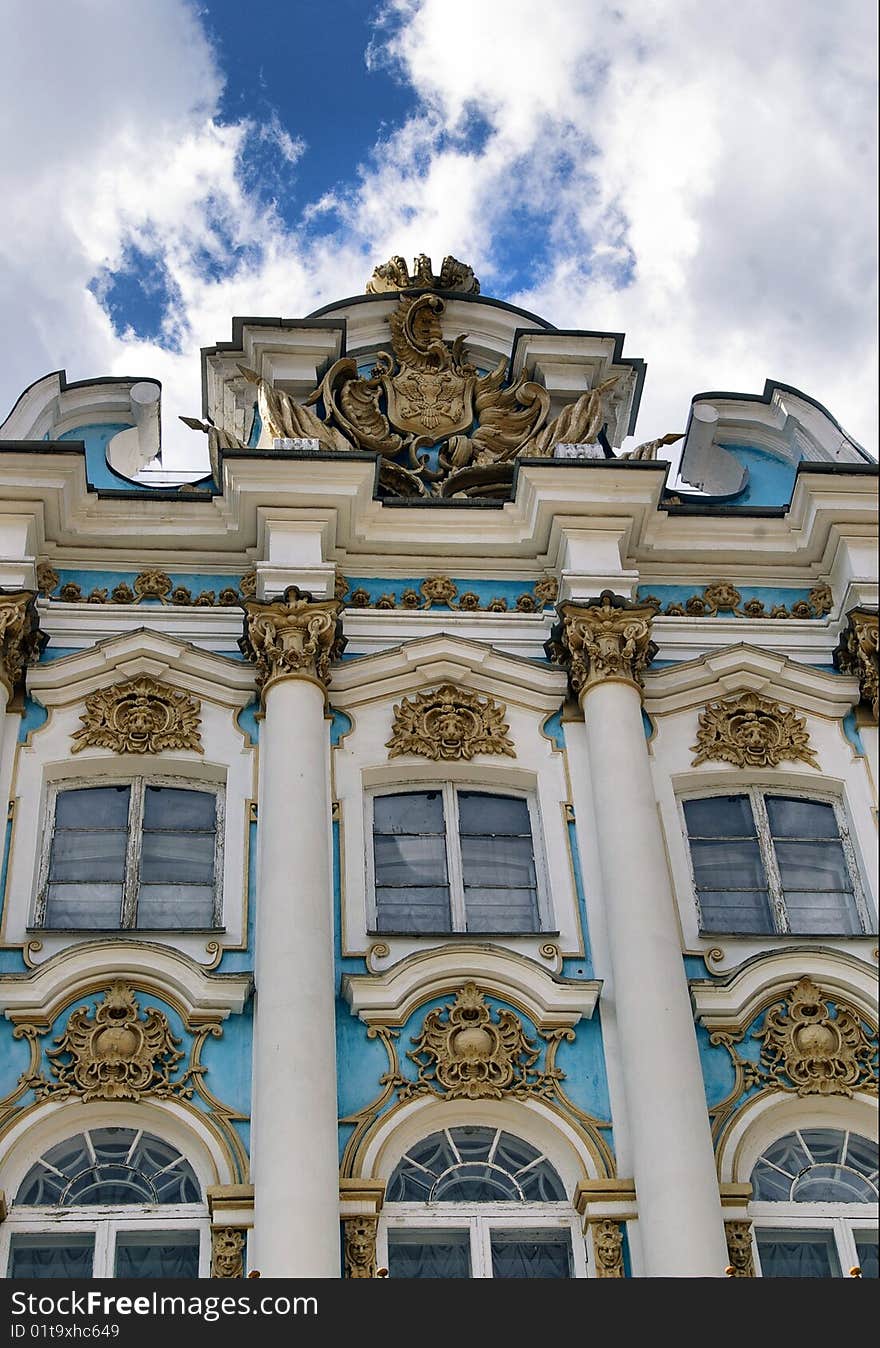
[
  {"xmin": 750, "ymin": 1128, "xmax": 878, "ymax": 1277},
  {"xmin": 3, "ymin": 1128, "xmax": 208, "ymax": 1278},
  {"xmin": 380, "ymin": 1126, "xmax": 585, "ymax": 1278}
]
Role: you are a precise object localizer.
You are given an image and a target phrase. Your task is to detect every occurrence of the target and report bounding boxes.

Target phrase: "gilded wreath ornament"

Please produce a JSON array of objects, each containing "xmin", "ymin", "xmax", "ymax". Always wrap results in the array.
[
  {"xmin": 690, "ymin": 690, "xmax": 818, "ymax": 769},
  {"xmin": 71, "ymin": 677, "xmax": 203, "ymax": 754},
  {"xmin": 386, "ymin": 684, "xmax": 516, "ymax": 761}
]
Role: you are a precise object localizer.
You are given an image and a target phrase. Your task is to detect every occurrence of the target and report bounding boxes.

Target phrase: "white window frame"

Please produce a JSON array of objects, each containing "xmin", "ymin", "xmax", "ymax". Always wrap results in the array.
[
  {"xmin": 677, "ymin": 785, "xmax": 873, "ymax": 936},
  {"xmin": 379, "ymin": 1205, "xmax": 589, "ymax": 1278},
  {"xmin": 365, "ymin": 782, "xmax": 552, "ymax": 935},
  {"xmin": 33, "ymin": 775, "xmax": 226, "ymax": 931},
  {"xmin": 2, "ymin": 1206, "xmax": 210, "ymax": 1278},
  {"xmin": 751, "ymin": 1207, "xmax": 878, "ymax": 1278}
]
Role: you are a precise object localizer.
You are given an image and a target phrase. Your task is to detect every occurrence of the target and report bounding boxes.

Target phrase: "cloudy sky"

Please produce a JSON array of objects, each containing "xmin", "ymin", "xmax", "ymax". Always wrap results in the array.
[{"xmin": 1, "ymin": 0, "xmax": 876, "ymax": 470}]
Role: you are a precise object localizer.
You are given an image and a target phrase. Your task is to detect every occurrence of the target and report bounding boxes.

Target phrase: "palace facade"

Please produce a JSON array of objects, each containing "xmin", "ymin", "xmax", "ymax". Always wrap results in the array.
[{"xmin": 0, "ymin": 255, "xmax": 876, "ymax": 1279}]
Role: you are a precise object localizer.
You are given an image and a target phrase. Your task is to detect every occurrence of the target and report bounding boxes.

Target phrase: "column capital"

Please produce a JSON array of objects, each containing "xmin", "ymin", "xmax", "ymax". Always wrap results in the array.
[
  {"xmin": 545, "ymin": 590, "xmax": 657, "ymax": 698},
  {"xmin": 834, "ymin": 604, "xmax": 878, "ymax": 720},
  {"xmin": 0, "ymin": 588, "xmax": 47, "ymax": 702},
  {"xmin": 239, "ymin": 585, "xmax": 346, "ymax": 699}
]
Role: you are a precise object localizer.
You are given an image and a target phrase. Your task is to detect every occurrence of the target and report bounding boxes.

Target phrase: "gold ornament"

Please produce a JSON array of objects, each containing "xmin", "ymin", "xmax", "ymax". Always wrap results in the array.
[
  {"xmin": 690, "ymin": 691, "xmax": 818, "ymax": 769},
  {"xmin": 0, "ymin": 590, "xmax": 45, "ymax": 699},
  {"xmin": 211, "ymin": 1229, "xmax": 245, "ymax": 1279},
  {"xmin": 71, "ymin": 677, "xmax": 203, "ymax": 754},
  {"xmin": 36, "ymin": 564, "xmax": 59, "ymax": 596},
  {"xmin": 366, "ymin": 253, "xmax": 480, "ymax": 294},
  {"xmin": 590, "ymin": 1219, "xmax": 625, "ymax": 1277},
  {"xmin": 754, "ymin": 977, "xmax": 877, "ymax": 1097},
  {"xmin": 420, "ymin": 575, "xmax": 458, "ymax": 607},
  {"xmin": 834, "ymin": 606, "xmax": 879, "ymax": 720},
  {"xmin": 401, "ymin": 983, "xmax": 560, "ymax": 1101},
  {"xmin": 546, "ymin": 591, "xmax": 657, "ymax": 695},
  {"xmin": 133, "ymin": 570, "xmax": 173, "ymax": 604},
  {"xmin": 724, "ymin": 1221, "xmax": 755, "ymax": 1277},
  {"xmin": 343, "ymin": 1217, "xmax": 378, "ymax": 1278},
  {"xmin": 386, "ymin": 684, "xmax": 515, "ymax": 762},
  {"xmin": 32, "ymin": 982, "xmax": 191, "ymax": 1103},
  {"xmin": 239, "ymin": 586, "xmax": 345, "ymax": 692}
]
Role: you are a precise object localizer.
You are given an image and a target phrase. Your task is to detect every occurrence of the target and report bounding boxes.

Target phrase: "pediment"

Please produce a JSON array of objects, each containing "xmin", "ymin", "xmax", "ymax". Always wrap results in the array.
[
  {"xmin": 643, "ymin": 642, "xmax": 859, "ymax": 718},
  {"xmin": 690, "ymin": 947, "xmax": 877, "ymax": 1028}
]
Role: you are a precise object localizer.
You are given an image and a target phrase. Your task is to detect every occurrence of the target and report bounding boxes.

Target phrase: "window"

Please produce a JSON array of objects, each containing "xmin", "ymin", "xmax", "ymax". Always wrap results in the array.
[
  {"xmin": 750, "ymin": 1128, "xmax": 878, "ymax": 1278},
  {"xmin": 381, "ymin": 1127, "xmax": 585, "ymax": 1278},
  {"xmin": 682, "ymin": 791, "xmax": 870, "ymax": 935},
  {"xmin": 36, "ymin": 780, "xmax": 222, "ymax": 930},
  {"xmin": 369, "ymin": 787, "xmax": 543, "ymax": 934},
  {"xmin": 3, "ymin": 1129, "xmax": 208, "ymax": 1278}
]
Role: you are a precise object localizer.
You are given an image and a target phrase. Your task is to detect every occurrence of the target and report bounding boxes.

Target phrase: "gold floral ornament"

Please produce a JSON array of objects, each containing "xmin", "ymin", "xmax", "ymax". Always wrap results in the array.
[
  {"xmin": 754, "ymin": 977, "xmax": 877, "ymax": 1097},
  {"xmin": 239, "ymin": 585, "xmax": 345, "ymax": 694},
  {"xmin": 546, "ymin": 591, "xmax": 657, "ymax": 696},
  {"xmin": 36, "ymin": 563, "xmax": 59, "ymax": 596},
  {"xmin": 31, "ymin": 982, "xmax": 192, "ymax": 1103},
  {"xmin": 211, "ymin": 1229, "xmax": 245, "ymax": 1279},
  {"xmin": 834, "ymin": 606, "xmax": 879, "ymax": 720},
  {"xmin": 399, "ymin": 983, "xmax": 561, "ymax": 1101},
  {"xmin": 691, "ymin": 691, "xmax": 818, "ymax": 769},
  {"xmin": 71, "ymin": 677, "xmax": 203, "ymax": 754},
  {"xmin": 343, "ymin": 1217, "xmax": 379, "ymax": 1278},
  {"xmin": 365, "ymin": 253, "xmax": 480, "ymax": 294},
  {"xmin": 724, "ymin": 1222, "xmax": 755, "ymax": 1277},
  {"xmin": 386, "ymin": 684, "xmax": 516, "ymax": 762},
  {"xmin": 590, "ymin": 1219, "xmax": 625, "ymax": 1277},
  {"xmin": 133, "ymin": 570, "xmax": 173, "ymax": 604},
  {"xmin": 0, "ymin": 589, "xmax": 47, "ymax": 702}
]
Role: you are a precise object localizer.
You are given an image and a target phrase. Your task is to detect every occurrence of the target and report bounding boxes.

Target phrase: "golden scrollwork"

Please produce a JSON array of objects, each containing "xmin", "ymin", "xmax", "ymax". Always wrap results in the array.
[
  {"xmin": 366, "ymin": 253, "xmax": 480, "ymax": 295},
  {"xmin": 395, "ymin": 983, "xmax": 563, "ymax": 1101},
  {"xmin": 690, "ymin": 690, "xmax": 818, "ymax": 769},
  {"xmin": 28, "ymin": 982, "xmax": 193, "ymax": 1103},
  {"xmin": 211, "ymin": 1228, "xmax": 245, "ymax": 1279},
  {"xmin": 343, "ymin": 1217, "xmax": 379, "ymax": 1278},
  {"xmin": 0, "ymin": 589, "xmax": 46, "ymax": 699},
  {"xmin": 239, "ymin": 585, "xmax": 345, "ymax": 693},
  {"xmin": 545, "ymin": 591, "xmax": 657, "ymax": 696},
  {"xmin": 71, "ymin": 676, "xmax": 203, "ymax": 755},
  {"xmin": 834, "ymin": 606, "xmax": 879, "ymax": 720},
  {"xmin": 754, "ymin": 976, "xmax": 877, "ymax": 1097},
  {"xmin": 590, "ymin": 1219, "xmax": 625, "ymax": 1277},
  {"xmin": 386, "ymin": 684, "xmax": 515, "ymax": 762},
  {"xmin": 724, "ymin": 1221, "xmax": 755, "ymax": 1277}
]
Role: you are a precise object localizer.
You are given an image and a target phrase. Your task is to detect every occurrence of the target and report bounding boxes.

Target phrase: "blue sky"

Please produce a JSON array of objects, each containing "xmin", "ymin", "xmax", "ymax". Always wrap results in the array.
[{"xmin": 1, "ymin": 1, "xmax": 876, "ymax": 469}]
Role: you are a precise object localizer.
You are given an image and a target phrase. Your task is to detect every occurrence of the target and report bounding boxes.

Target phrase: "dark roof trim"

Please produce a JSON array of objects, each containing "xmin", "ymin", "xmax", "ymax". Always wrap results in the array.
[
  {"xmin": 304, "ymin": 289, "xmax": 556, "ymax": 331},
  {"xmin": 1, "ymin": 370, "xmax": 161, "ymax": 431}
]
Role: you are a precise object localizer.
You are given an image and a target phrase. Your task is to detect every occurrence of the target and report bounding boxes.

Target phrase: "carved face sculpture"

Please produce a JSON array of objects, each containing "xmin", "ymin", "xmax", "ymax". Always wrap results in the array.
[{"xmin": 114, "ymin": 691, "xmax": 171, "ymax": 748}]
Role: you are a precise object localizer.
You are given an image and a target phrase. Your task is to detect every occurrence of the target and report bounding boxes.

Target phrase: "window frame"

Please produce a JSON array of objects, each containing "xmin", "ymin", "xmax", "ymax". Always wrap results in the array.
[
  {"xmin": 2, "ymin": 1206, "xmax": 211, "ymax": 1279},
  {"xmin": 379, "ymin": 1206, "xmax": 588, "ymax": 1279},
  {"xmin": 365, "ymin": 782, "xmax": 551, "ymax": 936},
  {"xmin": 751, "ymin": 1208, "xmax": 878, "ymax": 1278},
  {"xmin": 677, "ymin": 785, "xmax": 873, "ymax": 937},
  {"xmin": 33, "ymin": 775, "xmax": 225, "ymax": 932}
]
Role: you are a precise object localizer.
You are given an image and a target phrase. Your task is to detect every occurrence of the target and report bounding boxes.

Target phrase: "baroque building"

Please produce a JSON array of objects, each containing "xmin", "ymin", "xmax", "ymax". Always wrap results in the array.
[{"xmin": 0, "ymin": 255, "xmax": 876, "ymax": 1280}]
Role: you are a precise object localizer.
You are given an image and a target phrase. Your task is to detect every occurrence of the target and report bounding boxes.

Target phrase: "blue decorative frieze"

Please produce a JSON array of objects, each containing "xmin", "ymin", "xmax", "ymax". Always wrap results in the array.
[
  {"xmin": 637, "ymin": 581, "xmax": 832, "ymax": 620},
  {"xmin": 36, "ymin": 566, "xmax": 253, "ymax": 609},
  {"xmin": 337, "ymin": 573, "xmax": 558, "ymax": 613}
]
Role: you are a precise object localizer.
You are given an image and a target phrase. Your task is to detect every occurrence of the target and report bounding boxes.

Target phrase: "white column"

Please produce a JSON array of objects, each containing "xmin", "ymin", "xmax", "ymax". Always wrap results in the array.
[
  {"xmin": 551, "ymin": 593, "xmax": 728, "ymax": 1277},
  {"xmin": 242, "ymin": 587, "xmax": 344, "ymax": 1277}
]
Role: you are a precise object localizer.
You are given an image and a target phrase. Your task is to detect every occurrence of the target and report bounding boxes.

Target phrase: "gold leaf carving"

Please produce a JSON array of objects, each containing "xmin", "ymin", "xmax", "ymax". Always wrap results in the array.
[
  {"xmin": 133, "ymin": 570, "xmax": 173, "ymax": 604},
  {"xmin": 71, "ymin": 677, "xmax": 203, "ymax": 754},
  {"xmin": 834, "ymin": 606, "xmax": 879, "ymax": 720},
  {"xmin": 546, "ymin": 591, "xmax": 657, "ymax": 695},
  {"xmin": 239, "ymin": 585, "xmax": 345, "ymax": 692},
  {"xmin": 365, "ymin": 253, "xmax": 479, "ymax": 294},
  {"xmin": 590, "ymin": 1219, "xmax": 625, "ymax": 1277},
  {"xmin": 36, "ymin": 564, "xmax": 59, "ymax": 596},
  {"xmin": 386, "ymin": 684, "xmax": 515, "ymax": 762},
  {"xmin": 754, "ymin": 977, "xmax": 877, "ymax": 1097},
  {"xmin": 211, "ymin": 1229, "xmax": 245, "ymax": 1279},
  {"xmin": 343, "ymin": 1217, "xmax": 378, "ymax": 1278},
  {"xmin": 0, "ymin": 590, "xmax": 45, "ymax": 699},
  {"xmin": 691, "ymin": 691, "xmax": 818, "ymax": 768},
  {"xmin": 724, "ymin": 1221, "xmax": 755, "ymax": 1277}
]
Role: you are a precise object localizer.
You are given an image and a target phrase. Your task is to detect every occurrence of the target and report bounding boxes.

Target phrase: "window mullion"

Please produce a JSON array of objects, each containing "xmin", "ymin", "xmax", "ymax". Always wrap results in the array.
[
  {"xmin": 752, "ymin": 790, "xmax": 788, "ymax": 933},
  {"xmin": 35, "ymin": 782, "xmax": 59, "ymax": 926},
  {"xmin": 94, "ymin": 1221, "xmax": 113, "ymax": 1278},
  {"xmin": 121, "ymin": 781, "xmax": 144, "ymax": 929},
  {"xmin": 475, "ymin": 1215, "xmax": 491, "ymax": 1279},
  {"xmin": 833, "ymin": 798, "xmax": 869, "ymax": 933},
  {"xmin": 445, "ymin": 784, "xmax": 466, "ymax": 932}
]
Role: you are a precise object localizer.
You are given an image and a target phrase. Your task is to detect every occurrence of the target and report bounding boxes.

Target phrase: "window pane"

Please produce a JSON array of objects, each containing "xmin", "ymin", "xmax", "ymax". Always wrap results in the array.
[
  {"xmin": 683, "ymin": 795, "xmax": 755, "ymax": 837},
  {"xmin": 45, "ymin": 884, "xmax": 123, "ymax": 928},
  {"xmin": 55, "ymin": 786, "xmax": 130, "ymax": 828},
  {"xmin": 433, "ymin": 1165, "xmax": 520, "ymax": 1201},
  {"xmin": 144, "ymin": 787, "xmax": 215, "ymax": 830},
  {"xmin": 855, "ymin": 1232, "xmax": 878, "ymax": 1279},
  {"xmin": 490, "ymin": 1230, "xmax": 572, "ymax": 1278},
  {"xmin": 460, "ymin": 835, "xmax": 536, "ymax": 888},
  {"xmin": 374, "ymin": 792, "xmax": 445, "ymax": 834},
  {"xmin": 845, "ymin": 1134, "xmax": 879, "ymax": 1180},
  {"xmin": 114, "ymin": 1231, "xmax": 200, "ymax": 1278},
  {"xmin": 458, "ymin": 793, "xmax": 531, "ymax": 836},
  {"xmin": 697, "ymin": 891, "xmax": 774, "ymax": 933},
  {"xmin": 8, "ymin": 1234, "xmax": 94, "ymax": 1278},
  {"xmin": 792, "ymin": 1165, "xmax": 878, "ymax": 1203},
  {"xmin": 448, "ymin": 1127, "xmax": 497, "ymax": 1162},
  {"xmin": 374, "ymin": 834, "xmax": 448, "ymax": 887},
  {"xmin": 464, "ymin": 888, "xmax": 540, "ymax": 933},
  {"xmin": 801, "ymin": 1130, "xmax": 845, "ymax": 1166},
  {"xmin": 766, "ymin": 796, "xmax": 839, "ymax": 839},
  {"xmin": 387, "ymin": 1229, "xmax": 471, "ymax": 1278},
  {"xmin": 136, "ymin": 886, "xmax": 215, "ymax": 928},
  {"xmin": 783, "ymin": 891, "xmax": 862, "ymax": 935},
  {"xmin": 689, "ymin": 839, "xmax": 766, "ymax": 890},
  {"xmin": 49, "ymin": 829, "xmax": 128, "ymax": 881},
  {"xmin": 140, "ymin": 831, "xmax": 216, "ymax": 884},
  {"xmin": 375, "ymin": 888, "xmax": 451, "ymax": 932},
  {"xmin": 774, "ymin": 841, "xmax": 852, "ymax": 892},
  {"xmin": 756, "ymin": 1229, "xmax": 840, "ymax": 1277}
]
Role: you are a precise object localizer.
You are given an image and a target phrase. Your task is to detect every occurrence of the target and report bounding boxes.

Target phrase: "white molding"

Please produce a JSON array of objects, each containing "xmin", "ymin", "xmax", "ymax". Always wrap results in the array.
[
  {"xmin": 690, "ymin": 947, "xmax": 877, "ymax": 1026},
  {"xmin": 643, "ymin": 643, "xmax": 860, "ymax": 717}
]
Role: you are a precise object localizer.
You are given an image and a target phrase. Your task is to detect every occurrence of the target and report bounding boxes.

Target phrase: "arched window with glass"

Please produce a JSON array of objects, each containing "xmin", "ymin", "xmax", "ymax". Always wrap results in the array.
[
  {"xmin": 2, "ymin": 1128, "xmax": 209, "ymax": 1278},
  {"xmin": 379, "ymin": 1126, "xmax": 587, "ymax": 1277},
  {"xmin": 750, "ymin": 1127, "xmax": 878, "ymax": 1277}
]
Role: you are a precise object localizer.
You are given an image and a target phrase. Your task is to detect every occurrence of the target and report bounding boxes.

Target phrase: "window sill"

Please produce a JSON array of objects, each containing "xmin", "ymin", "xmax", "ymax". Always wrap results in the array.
[
  {"xmin": 366, "ymin": 929, "xmax": 560, "ymax": 939},
  {"xmin": 696, "ymin": 929, "xmax": 877, "ymax": 940},
  {"xmin": 27, "ymin": 927, "xmax": 227, "ymax": 936}
]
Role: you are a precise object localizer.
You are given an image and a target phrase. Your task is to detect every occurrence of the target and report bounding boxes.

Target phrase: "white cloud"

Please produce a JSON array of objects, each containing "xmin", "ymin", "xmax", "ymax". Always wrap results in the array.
[{"xmin": 0, "ymin": 0, "xmax": 875, "ymax": 475}]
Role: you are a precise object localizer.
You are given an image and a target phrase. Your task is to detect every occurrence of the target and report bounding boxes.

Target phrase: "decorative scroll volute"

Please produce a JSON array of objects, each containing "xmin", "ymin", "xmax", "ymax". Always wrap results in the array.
[
  {"xmin": 0, "ymin": 589, "xmax": 46, "ymax": 700},
  {"xmin": 386, "ymin": 684, "xmax": 515, "ymax": 761},
  {"xmin": 590, "ymin": 1219, "xmax": 625, "ymax": 1277},
  {"xmin": 71, "ymin": 677, "xmax": 203, "ymax": 754},
  {"xmin": 690, "ymin": 691, "xmax": 818, "ymax": 769},
  {"xmin": 343, "ymin": 1217, "xmax": 379, "ymax": 1278},
  {"xmin": 211, "ymin": 1228, "xmax": 245, "ymax": 1279},
  {"xmin": 834, "ymin": 606, "xmax": 879, "ymax": 720},
  {"xmin": 545, "ymin": 591, "xmax": 657, "ymax": 697},
  {"xmin": 239, "ymin": 585, "xmax": 345, "ymax": 694},
  {"xmin": 724, "ymin": 1221, "xmax": 755, "ymax": 1277},
  {"xmin": 755, "ymin": 977, "xmax": 877, "ymax": 1097}
]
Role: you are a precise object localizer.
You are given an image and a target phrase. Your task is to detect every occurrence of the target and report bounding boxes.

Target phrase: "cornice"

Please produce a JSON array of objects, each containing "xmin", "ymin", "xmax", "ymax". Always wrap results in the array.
[{"xmin": 643, "ymin": 643, "xmax": 860, "ymax": 717}]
